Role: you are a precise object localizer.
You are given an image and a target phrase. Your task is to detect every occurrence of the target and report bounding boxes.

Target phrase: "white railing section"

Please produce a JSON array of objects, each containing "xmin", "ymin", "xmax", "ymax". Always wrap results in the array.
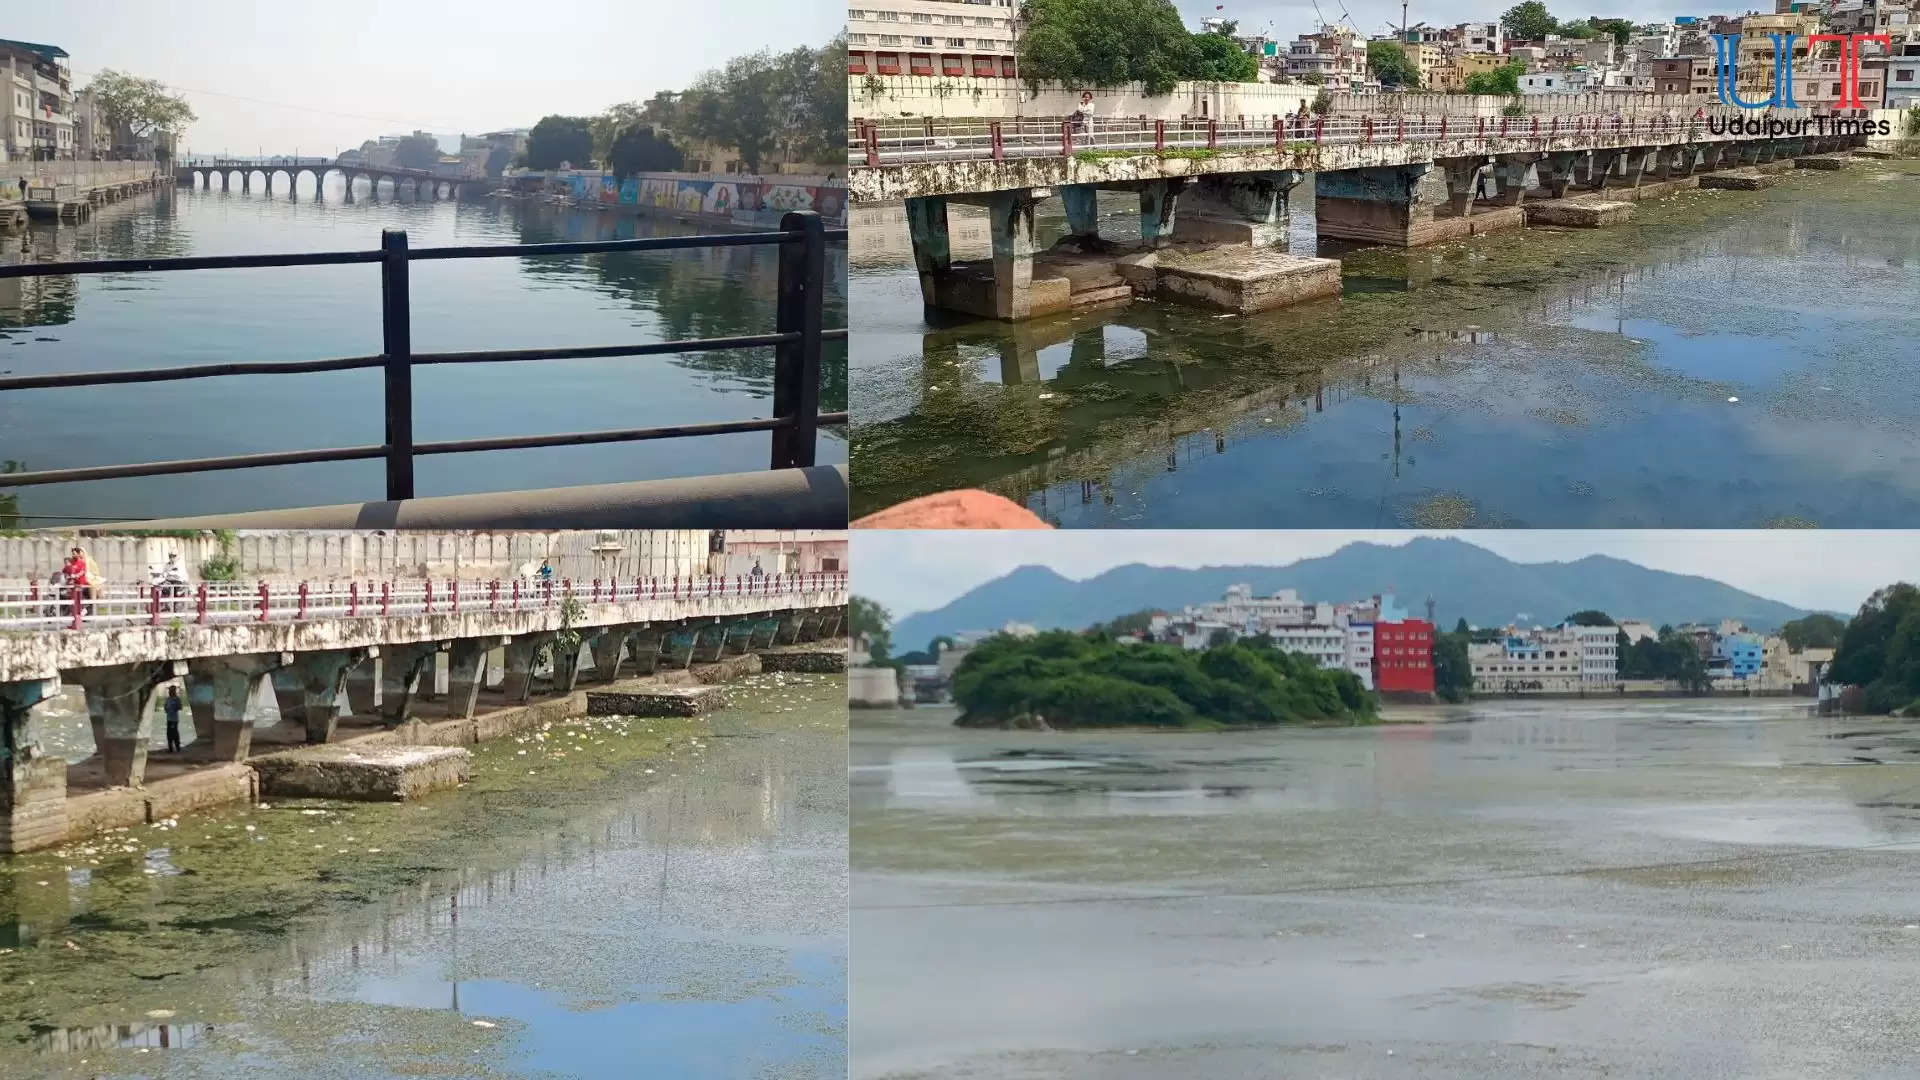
[
  {"xmin": 0, "ymin": 573, "xmax": 848, "ymax": 632},
  {"xmin": 849, "ymin": 106, "xmax": 1832, "ymax": 166}
]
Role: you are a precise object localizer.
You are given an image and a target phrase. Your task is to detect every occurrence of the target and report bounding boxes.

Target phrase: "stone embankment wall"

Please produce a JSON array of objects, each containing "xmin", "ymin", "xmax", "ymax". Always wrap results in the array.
[{"xmin": 506, "ymin": 170, "xmax": 848, "ymax": 228}]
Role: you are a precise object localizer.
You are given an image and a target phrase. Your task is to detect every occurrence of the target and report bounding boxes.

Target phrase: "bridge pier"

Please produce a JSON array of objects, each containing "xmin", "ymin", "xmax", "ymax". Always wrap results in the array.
[
  {"xmin": 750, "ymin": 615, "xmax": 784, "ymax": 650},
  {"xmin": 589, "ymin": 630, "xmax": 629, "ymax": 684},
  {"xmin": 500, "ymin": 633, "xmax": 554, "ymax": 704},
  {"xmin": 1315, "ymin": 162, "xmax": 1519, "ymax": 247},
  {"xmin": 380, "ymin": 643, "xmax": 445, "ymax": 724},
  {"xmin": 553, "ymin": 632, "xmax": 600, "ymax": 694},
  {"xmin": 621, "ymin": 627, "xmax": 666, "ymax": 676},
  {"xmin": 185, "ymin": 653, "xmax": 288, "ymax": 760},
  {"xmin": 272, "ymin": 647, "xmax": 374, "ymax": 743},
  {"xmin": 0, "ymin": 677, "xmax": 67, "ymax": 854},
  {"xmin": 1171, "ymin": 171, "xmax": 1302, "ymax": 247},
  {"xmin": 72, "ymin": 661, "xmax": 184, "ymax": 787},
  {"xmin": 443, "ymin": 637, "xmax": 501, "ymax": 719}
]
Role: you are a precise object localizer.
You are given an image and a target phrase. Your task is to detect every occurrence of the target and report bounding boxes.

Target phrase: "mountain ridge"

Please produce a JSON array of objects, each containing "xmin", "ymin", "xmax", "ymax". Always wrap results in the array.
[{"xmin": 888, "ymin": 538, "xmax": 1821, "ymax": 649}]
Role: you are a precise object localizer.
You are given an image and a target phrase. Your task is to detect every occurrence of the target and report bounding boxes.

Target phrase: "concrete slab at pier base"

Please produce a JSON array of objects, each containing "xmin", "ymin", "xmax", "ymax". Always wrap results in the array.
[
  {"xmin": 757, "ymin": 646, "xmax": 848, "ymax": 673},
  {"xmin": 1152, "ymin": 248, "xmax": 1341, "ymax": 314},
  {"xmin": 1524, "ymin": 199, "xmax": 1633, "ymax": 227},
  {"xmin": 925, "ymin": 265, "xmax": 1072, "ymax": 322},
  {"xmin": 1853, "ymin": 148, "xmax": 1895, "ymax": 159},
  {"xmin": 585, "ymin": 684, "xmax": 727, "ymax": 718},
  {"xmin": 1315, "ymin": 198, "xmax": 1524, "ymax": 247},
  {"xmin": 1700, "ymin": 172, "xmax": 1776, "ymax": 190},
  {"xmin": 1794, "ymin": 155, "xmax": 1849, "ymax": 170},
  {"xmin": 253, "ymin": 744, "xmax": 470, "ymax": 801}
]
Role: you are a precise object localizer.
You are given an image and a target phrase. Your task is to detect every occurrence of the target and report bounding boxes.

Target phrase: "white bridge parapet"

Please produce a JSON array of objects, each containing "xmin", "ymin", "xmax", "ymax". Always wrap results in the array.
[{"xmin": 0, "ymin": 574, "xmax": 847, "ymax": 681}]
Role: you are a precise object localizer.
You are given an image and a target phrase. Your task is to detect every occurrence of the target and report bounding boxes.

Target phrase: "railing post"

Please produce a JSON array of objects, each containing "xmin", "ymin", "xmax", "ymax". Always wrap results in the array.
[
  {"xmin": 1273, "ymin": 116, "xmax": 1283, "ymax": 151},
  {"xmin": 257, "ymin": 581, "xmax": 270, "ymax": 622},
  {"xmin": 1206, "ymin": 118, "xmax": 1217, "ymax": 150},
  {"xmin": 149, "ymin": 588, "xmax": 160, "ymax": 627},
  {"xmin": 1155, "ymin": 119, "xmax": 1165, "ymax": 151},
  {"xmin": 1313, "ymin": 117, "xmax": 1324, "ymax": 143},
  {"xmin": 770, "ymin": 211, "xmax": 826, "ymax": 470},
  {"xmin": 297, "ymin": 582, "xmax": 309, "ymax": 620},
  {"xmin": 424, "ymin": 579, "xmax": 434, "ymax": 613},
  {"xmin": 1060, "ymin": 120, "xmax": 1073, "ymax": 156},
  {"xmin": 379, "ymin": 228, "xmax": 415, "ymax": 500},
  {"xmin": 1439, "ymin": 115, "xmax": 1448, "ymax": 140},
  {"xmin": 864, "ymin": 124, "xmax": 880, "ymax": 167},
  {"xmin": 380, "ymin": 581, "xmax": 391, "ymax": 616},
  {"xmin": 451, "ymin": 579, "xmax": 459, "ymax": 612},
  {"xmin": 990, "ymin": 121, "xmax": 1004, "ymax": 161},
  {"xmin": 196, "ymin": 584, "xmax": 208, "ymax": 625},
  {"xmin": 349, "ymin": 581, "xmax": 360, "ymax": 617},
  {"xmin": 70, "ymin": 588, "xmax": 82, "ymax": 631},
  {"xmin": 490, "ymin": 580, "xmax": 499, "ymax": 610}
]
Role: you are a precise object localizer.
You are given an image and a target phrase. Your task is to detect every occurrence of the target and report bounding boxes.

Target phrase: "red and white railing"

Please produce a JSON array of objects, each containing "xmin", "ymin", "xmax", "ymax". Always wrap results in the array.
[
  {"xmin": 0, "ymin": 572, "xmax": 848, "ymax": 632},
  {"xmin": 848, "ymin": 106, "xmax": 1829, "ymax": 166}
]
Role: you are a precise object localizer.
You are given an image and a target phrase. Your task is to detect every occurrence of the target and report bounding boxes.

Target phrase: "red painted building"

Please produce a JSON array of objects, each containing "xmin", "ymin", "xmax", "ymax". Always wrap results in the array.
[{"xmin": 1373, "ymin": 619, "xmax": 1435, "ymax": 694}]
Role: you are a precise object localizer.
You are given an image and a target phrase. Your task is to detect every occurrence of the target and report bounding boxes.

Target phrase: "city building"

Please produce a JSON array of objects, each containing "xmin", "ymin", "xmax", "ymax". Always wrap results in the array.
[
  {"xmin": 1, "ymin": 37, "xmax": 74, "ymax": 161},
  {"xmin": 847, "ymin": 0, "xmax": 1020, "ymax": 79},
  {"xmin": 1470, "ymin": 622, "xmax": 1619, "ymax": 694},
  {"xmin": 1891, "ymin": 44, "xmax": 1920, "ymax": 106},
  {"xmin": 1374, "ymin": 619, "xmax": 1435, "ymax": 695},
  {"xmin": 1733, "ymin": 13, "xmax": 1819, "ymax": 99},
  {"xmin": 1284, "ymin": 22, "xmax": 1372, "ymax": 90},
  {"xmin": 70, "ymin": 87, "xmax": 110, "ymax": 159}
]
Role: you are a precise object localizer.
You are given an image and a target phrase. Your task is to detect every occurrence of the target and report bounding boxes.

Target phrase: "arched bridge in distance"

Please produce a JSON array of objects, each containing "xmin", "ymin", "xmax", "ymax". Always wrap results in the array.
[
  {"xmin": 0, "ymin": 572, "xmax": 848, "ymax": 852},
  {"xmin": 175, "ymin": 158, "xmax": 473, "ymax": 200}
]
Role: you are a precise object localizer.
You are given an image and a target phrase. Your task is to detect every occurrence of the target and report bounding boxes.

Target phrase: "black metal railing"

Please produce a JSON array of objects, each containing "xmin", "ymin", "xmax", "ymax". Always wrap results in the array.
[{"xmin": 0, "ymin": 210, "xmax": 847, "ymax": 500}]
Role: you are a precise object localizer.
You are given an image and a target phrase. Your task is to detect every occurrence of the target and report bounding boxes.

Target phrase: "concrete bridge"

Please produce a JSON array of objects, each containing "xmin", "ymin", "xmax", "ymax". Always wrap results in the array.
[
  {"xmin": 175, "ymin": 159, "xmax": 469, "ymax": 201},
  {"xmin": 0, "ymin": 572, "xmax": 847, "ymax": 852},
  {"xmin": 850, "ymin": 107, "xmax": 1876, "ymax": 320}
]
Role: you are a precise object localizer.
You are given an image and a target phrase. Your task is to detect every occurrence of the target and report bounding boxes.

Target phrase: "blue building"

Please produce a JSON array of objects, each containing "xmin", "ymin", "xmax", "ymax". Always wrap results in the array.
[{"xmin": 1716, "ymin": 633, "xmax": 1764, "ymax": 679}]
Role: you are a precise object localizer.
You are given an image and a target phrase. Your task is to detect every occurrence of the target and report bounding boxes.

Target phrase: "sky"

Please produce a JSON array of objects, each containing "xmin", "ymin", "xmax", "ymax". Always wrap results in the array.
[
  {"xmin": 1180, "ymin": 0, "xmax": 1673, "ymax": 42},
  {"xmin": 13, "ymin": 0, "xmax": 842, "ymax": 156},
  {"xmin": 853, "ymin": 531, "xmax": 1918, "ymax": 621}
]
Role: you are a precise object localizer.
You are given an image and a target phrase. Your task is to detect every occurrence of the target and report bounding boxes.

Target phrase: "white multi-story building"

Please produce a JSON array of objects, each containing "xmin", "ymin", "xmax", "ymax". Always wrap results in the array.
[
  {"xmin": 1154, "ymin": 584, "xmax": 1401, "ymax": 689},
  {"xmin": 847, "ymin": 0, "xmax": 1020, "ymax": 80},
  {"xmin": 1284, "ymin": 22, "xmax": 1372, "ymax": 90},
  {"xmin": 1470, "ymin": 623, "xmax": 1619, "ymax": 693},
  {"xmin": 2, "ymin": 38, "xmax": 74, "ymax": 162}
]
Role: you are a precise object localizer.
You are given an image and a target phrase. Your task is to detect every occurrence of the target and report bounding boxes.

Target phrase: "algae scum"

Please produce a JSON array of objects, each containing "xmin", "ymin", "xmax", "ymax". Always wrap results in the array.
[
  {"xmin": 850, "ymin": 157, "xmax": 1920, "ymax": 526},
  {"xmin": 0, "ymin": 672, "xmax": 849, "ymax": 1079}
]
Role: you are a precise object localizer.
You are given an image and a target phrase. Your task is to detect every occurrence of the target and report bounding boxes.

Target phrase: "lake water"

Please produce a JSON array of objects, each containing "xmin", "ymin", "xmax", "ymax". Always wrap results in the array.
[
  {"xmin": 853, "ymin": 700, "xmax": 1920, "ymax": 1078},
  {"xmin": 0, "ymin": 176, "xmax": 846, "ymax": 525},
  {"xmin": 0, "ymin": 672, "xmax": 848, "ymax": 1079},
  {"xmin": 850, "ymin": 158, "xmax": 1920, "ymax": 527}
]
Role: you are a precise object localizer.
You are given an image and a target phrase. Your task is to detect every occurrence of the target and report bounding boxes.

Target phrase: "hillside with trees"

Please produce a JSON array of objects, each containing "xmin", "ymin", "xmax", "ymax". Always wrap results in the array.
[
  {"xmin": 1019, "ymin": 0, "xmax": 1261, "ymax": 95},
  {"xmin": 950, "ymin": 630, "xmax": 1376, "ymax": 729}
]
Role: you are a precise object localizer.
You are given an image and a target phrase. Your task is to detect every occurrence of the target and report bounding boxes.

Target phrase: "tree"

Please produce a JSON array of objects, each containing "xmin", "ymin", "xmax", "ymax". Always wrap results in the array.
[
  {"xmin": 1500, "ymin": 1, "xmax": 1557, "ymax": 41},
  {"xmin": 1208, "ymin": 627, "xmax": 1236, "ymax": 648},
  {"xmin": 392, "ymin": 134, "xmax": 440, "ymax": 171},
  {"xmin": 591, "ymin": 101, "xmax": 648, "ymax": 163},
  {"xmin": 1190, "ymin": 29, "xmax": 1260, "ymax": 82},
  {"xmin": 1453, "ymin": 617, "xmax": 1470, "ymax": 634},
  {"xmin": 522, "ymin": 115, "xmax": 595, "ymax": 170},
  {"xmin": 1298, "ymin": 72, "xmax": 1325, "ymax": 85},
  {"xmin": 1558, "ymin": 18, "xmax": 1596, "ymax": 39},
  {"xmin": 1464, "ymin": 60, "xmax": 1526, "ymax": 95},
  {"xmin": 1591, "ymin": 17, "xmax": 1634, "ymax": 47},
  {"xmin": 851, "ymin": 596, "xmax": 893, "ymax": 663},
  {"xmin": 1781, "ymin": 612, "xmax": 1846, "ymax": 651},
  {"xmin": 607, "ymin": 124, "xmax": 683, "ymax": 178},
  {"xmin": 1366, "ymin": 41, "xmax": 1421, "ymax": 89},
  {"xmin": 680, "ymin": 51, "xmax": 779, "ymax": 172},
  {"xmin": 1564, "ymin": 610, "xmax": 1614, "ymax": 626},
  {"xmin": 1019, "ymin": 0, "xmax": 1200, "ymax": 96},
  {"xmin": 1433, "ymin": 631, "xmax": 1471, "ymax": 703},
  {"xmin": 84, "ymin": 70, "xmax": 196, "ymax": 157}
]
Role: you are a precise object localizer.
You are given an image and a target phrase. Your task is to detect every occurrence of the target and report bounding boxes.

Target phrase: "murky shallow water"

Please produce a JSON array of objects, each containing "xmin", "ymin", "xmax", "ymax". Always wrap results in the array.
[
  {"xmin": 853, "ymin": 700, "xmax": 1920, "ymax": 1078},
  {"xmin": 0, "ymin": 673, "xmax": 848, "ymax": 1079},
  {"xmin": 850, "ymin": 159, "xmax": 1920, "ymax": 526}
]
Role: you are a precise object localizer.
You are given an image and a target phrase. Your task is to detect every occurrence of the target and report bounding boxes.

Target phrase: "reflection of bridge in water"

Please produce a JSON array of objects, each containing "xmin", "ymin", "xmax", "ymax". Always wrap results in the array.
[{"xmin": 872, "ymin": 233, "xmax": 1755, "ymax": 520}]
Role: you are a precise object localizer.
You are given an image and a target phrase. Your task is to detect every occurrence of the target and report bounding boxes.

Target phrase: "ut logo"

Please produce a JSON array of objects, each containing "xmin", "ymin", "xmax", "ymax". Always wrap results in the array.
[{"xmin": 1710, "ymin": 32, "xmax": 1891, "ymax": 108}]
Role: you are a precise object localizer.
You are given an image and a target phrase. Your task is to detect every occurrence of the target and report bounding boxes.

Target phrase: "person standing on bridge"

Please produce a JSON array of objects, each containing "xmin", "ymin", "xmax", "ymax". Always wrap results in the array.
[
  {"xmin": 1073, "ymin": 92, "xmax": 1095, "ymax": 137},
  {"xmin": 164, "ymin": 687, "xmax": 183, "ymax": 753},
  {"xmin": 63, "ymin": 548, "xmax": 91, "ymax": 604},
  {"xmin": 537, "ymin": 559, "xmax": 554, "ymax": 583}
]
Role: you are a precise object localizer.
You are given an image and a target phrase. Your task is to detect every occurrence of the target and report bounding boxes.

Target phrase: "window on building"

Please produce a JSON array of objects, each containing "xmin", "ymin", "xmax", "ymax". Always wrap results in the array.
[
  {"xmin": 914, "ymin": 35, "xmax": 934, "ymax": 46},
  {"xmin": 911, "ymin": 11, "xmax": 931, "ymax": 20},
  {"xmin": 1900, "ymin": 70, "xmax": 1915, "ymax": 82},
  {"xmin": 879, "ymin": 34, "xmax": 902, "ymax": 45},
  {"xmin": 946, "ymin": 36, "xmax": 966, "ymax": 47},
  {"xmin": 849, "ymin": 33, "xmax": 869, "ymax": 43},
  {"xmin": 849, "ymin": 8, "xmax": 866, "ymax": 17}
]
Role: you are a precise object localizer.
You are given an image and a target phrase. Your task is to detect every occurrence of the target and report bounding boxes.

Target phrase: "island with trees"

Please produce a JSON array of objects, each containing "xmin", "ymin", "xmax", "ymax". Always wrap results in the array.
[{"xmin": 948, "ymin": 630, "xmax": 1376, "ymax": 730}]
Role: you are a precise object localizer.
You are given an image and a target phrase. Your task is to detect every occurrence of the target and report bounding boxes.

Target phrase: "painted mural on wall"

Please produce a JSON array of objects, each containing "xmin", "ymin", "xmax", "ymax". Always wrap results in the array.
[{"xmin": 551, "ymin": 171, "xmax": 847, "ymax": 225}]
